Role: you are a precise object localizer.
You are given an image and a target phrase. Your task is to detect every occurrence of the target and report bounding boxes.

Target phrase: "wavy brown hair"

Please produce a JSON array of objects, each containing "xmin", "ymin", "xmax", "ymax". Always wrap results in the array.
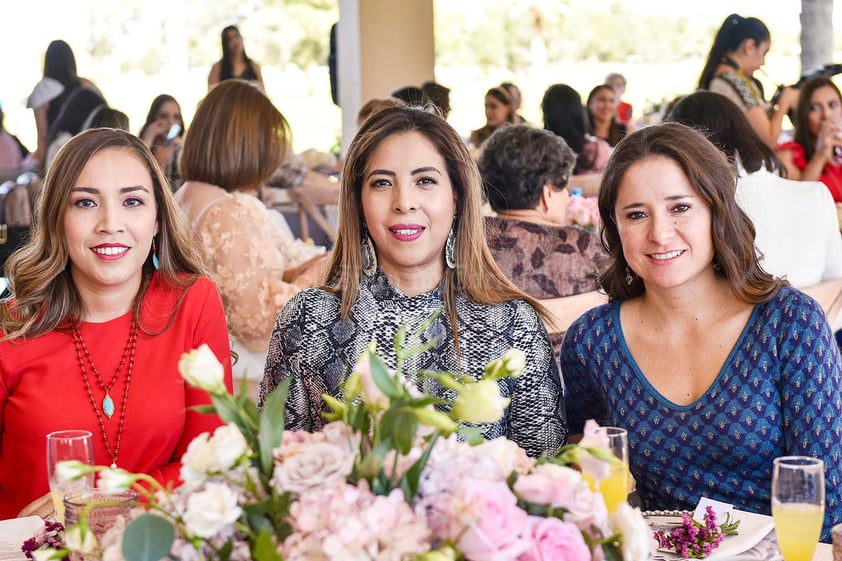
[
  {"xmin": 179, "ymin": 80, "xmax": 290, "ymax": 192},
  {"xmin": 326, "ymin": 106, "xmax": 549, "ymax": 352},
  {"xmin": 597, "ymin": 122, "xmax": 785, "ymax": 302},
  {"xmin": 0, "ymin": 128, "xmax": 208, "ymax": 340}
]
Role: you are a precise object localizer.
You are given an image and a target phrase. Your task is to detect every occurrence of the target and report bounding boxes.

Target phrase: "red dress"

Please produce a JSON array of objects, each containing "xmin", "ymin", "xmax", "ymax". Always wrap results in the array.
[
  {"xmin": 0, "ymin": 274, "xmax": 233, "ymax": 518},
  {"xmin": 776, "ymin": 141, "xmax": 842, "ymax": 202}
]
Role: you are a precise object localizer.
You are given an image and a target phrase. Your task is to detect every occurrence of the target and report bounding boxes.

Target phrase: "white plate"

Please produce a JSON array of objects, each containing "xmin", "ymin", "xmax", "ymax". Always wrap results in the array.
[
  {"xmin": 0, "ymin": 517, "xmax": 44, "ymax": 561},
  {"xmin": 646, "ymin": 509, "xmax": 775, "ymax": 560}
]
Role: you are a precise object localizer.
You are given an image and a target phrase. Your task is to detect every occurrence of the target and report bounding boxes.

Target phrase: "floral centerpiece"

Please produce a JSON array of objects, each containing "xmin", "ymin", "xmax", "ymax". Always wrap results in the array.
[
  {"xmin": 565, "ymin": 195, "xmax": 601, "ymax": 231},
  {"xmin": 40, "ymin": 317, "xmax": 650, "ymax": 561}
]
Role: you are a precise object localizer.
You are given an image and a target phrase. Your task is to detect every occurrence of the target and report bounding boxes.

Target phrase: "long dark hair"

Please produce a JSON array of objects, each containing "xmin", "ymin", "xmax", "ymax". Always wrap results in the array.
[
  {"xmin": 542, "ymin": 84, "xmax": 595, "ymax": 174},
  {"xmin": 219, "ymin": 25, "xmax": 257, "ymax": 81},
  {"xmin": 43, "ymin": 40, "xmax": 82, "ymax": 125},
  {"xmin": 698, "ymin": 14, "xmax": 770, "ymax": 90},
  {"xmin": 597, "ymin": 123, "xmax": 784, "ymax": 303},
  {"xmin": 586, "ymin": 85, "xmax": 626, "ymax": 147},
  {"xmin": 793, "ymin": 77, "xmax": 842, "ymax": 161},
  {"xmin": 666, "ymin": 91, "xmax": 783, "ymax": 174},
  {"xmin": 138, "ymin": 94, "xmax": 184, "ymax": 143}
]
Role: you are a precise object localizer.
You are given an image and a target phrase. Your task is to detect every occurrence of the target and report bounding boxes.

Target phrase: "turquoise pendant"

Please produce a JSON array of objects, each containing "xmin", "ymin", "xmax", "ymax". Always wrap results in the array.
[{"xmin": 102, "ymin": 393, "xmax": 115, "ymax": 418}]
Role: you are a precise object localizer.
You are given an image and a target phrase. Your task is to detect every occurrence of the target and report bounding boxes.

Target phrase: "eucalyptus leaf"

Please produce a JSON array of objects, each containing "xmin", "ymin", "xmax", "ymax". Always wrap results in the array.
[
  {"xmin": 259, "ymin": 377, "xmax": 290, "ymax": 477},
  {"xmin": 121, "ymin": 514, "xmax": 175, "ymax": 561}
]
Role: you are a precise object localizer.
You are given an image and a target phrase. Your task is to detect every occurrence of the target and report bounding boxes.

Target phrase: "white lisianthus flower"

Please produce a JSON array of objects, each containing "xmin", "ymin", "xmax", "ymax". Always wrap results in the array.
[
  {"xmin": 178, "ymin": 344, "xmax": 226, "ymax": 394},
  {"xmin": 96, "ymin": 468, "xmax": 135, "ymax": 493},
  {"xmin": 31, "ymin": 549, "xmax": 61, "ymax": 561},
  {"xmin": 210, "ymin": 424, "xmax": 249, "ymax": 470},
  {"xmin": 180, "ymin": 432, "xmax": 218, "ymax": 490},
  {"xmin": 54, "ymin": 460, "xmax": 91, "ymax": 483},
  {"xmin": 353, "ymin": 343, "xmax": 390, "ymax": 408},
  {"xmin": 483, "ymin": 349, "xmax": 526, "ymax": 380},
  {"xmin": 472, "ymin": 437, "xmax": 534, "ymax": 475},
  {"xmin": 183, "ymin": 482, "xmax": 242, "ymax": 539},
  {"xmin": 451, "ymin": 379, "xmax": 510, "ymax": 423},
  {"xmin": 64, "ymin": 526, "xmax": 97, "ymax": 554},
  {"xmin": 576, "ymin": 419, "xmax": 614, "ymax": 482},
  {"xmin": 609, "ymin": 502, "xmax": 651, "ymax": 561}
]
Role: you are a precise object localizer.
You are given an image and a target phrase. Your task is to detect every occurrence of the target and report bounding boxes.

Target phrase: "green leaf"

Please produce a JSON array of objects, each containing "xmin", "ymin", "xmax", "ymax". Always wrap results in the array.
[
  {"xmin": 390, "ymin": 409, "xmax": 418, "ymax": 454},
  {"xmin": 189, "ymin": 404, "xmax": 217, "ymax": 415},
  {"xmin": 457, "ymin": 426, "xmax": 486, "ymax": 445},
  {"xmin": 252, "ymin": 529, "xmax": 283, "ymax": 561},
  {"xmin": 600, "ymin": 541, "xmax": 624, "ymax": 561},
  {"xmin": 393, "ymin": 324, "xmax": 407, "ymax": 355},
  {"xmin": 400, "ymin": 432, "xmax": 438, "ymax": 499},
  {"xmin": 218, "ymin": 540, "xmax": 233, "ymax": 561},
  {"xmin": 121, "ymin": 514, "xmax": 175, "ymax": 561},
  {"xmin": 370, "ymin": 353, "xmax": 402, "ymax": 400},
  {"xmin": 259, "ymin": 377, "xmax": 291, "ymax": 477}
]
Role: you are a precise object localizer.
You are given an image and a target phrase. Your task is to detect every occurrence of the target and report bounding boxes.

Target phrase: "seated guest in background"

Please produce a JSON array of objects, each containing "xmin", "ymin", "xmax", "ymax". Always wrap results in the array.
[
  {"xmin": 0, "ymin": 105, "xmax": 31, "ymax": 170},
  {"xmin": 478, "ymin": 125, "xmax": 608, "ymax": 349},
  {"xmin": 776, "ymin": 77, "xmax": 842, "ymax": 203},
  {"xmin": 139, "ymin": 94, "xmax": 185, "ymax": 187},
  {"xmin": 421, "ymin": 81, "xmax": 451, "ymax": 119},
  {"xmin": 176, "ymin": 80, "xmax": 328, "ymax": 383},
  {"xmin": 606, "ymin": 72, "xmax": 633, "ymax": 124},
  {"xmin": 500, "ymin": 81, "xmax": 528, "ymax": 125},
  {"xmin": 390, "ymin": 85, "xmax": 425, "ymax": 105},
  {"xmin": 667, "ymin": 91, "xmax": 842, "ymax": 288},
  {"xmin": 469, "ymin": 86, "xmax": 517, "ymax": 150},
  {"xmin": 560, "ymin": 123, "xmax": 842, "ymax": 541},
  {"xmin": 586, "ymin": 84, "xmax": 628, "ymax": 147},
  {"xmin": 87, "ymin": 107, "xmax": 129, "ymax": 131},
  {"xmin": 208, "ymin": 25, "xmax": 264, "ymax": 91},
  {"xmin": 0, "ymin": 128, "xmax": 233, "ymax": 519},
  {"xmin": 542, "ymin": 84, "xmax": 610, "ymax": 176},
  {"xmin": 357, "ymin": 97, "xmax": 405, "ymax": 127},
  {"xmin": 261, "ymin": 106, "xmax": 566, "ymax": 458},
  {"xmin": 44, "ymin": 87, "xmax": 107, "ymax": 169}
]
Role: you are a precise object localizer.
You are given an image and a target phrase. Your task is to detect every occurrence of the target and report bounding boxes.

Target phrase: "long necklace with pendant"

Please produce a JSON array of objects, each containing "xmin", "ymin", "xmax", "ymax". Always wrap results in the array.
[{"xmin": 72, "ymin": 320, "xmax": 137, "ymax": 469}]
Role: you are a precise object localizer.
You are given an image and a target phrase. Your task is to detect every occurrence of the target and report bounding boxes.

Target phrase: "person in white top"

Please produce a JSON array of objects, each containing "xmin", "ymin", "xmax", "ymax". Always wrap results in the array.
[{"xmin": 667, "ymin": 91, "xmax": 842, "ymax": 289}]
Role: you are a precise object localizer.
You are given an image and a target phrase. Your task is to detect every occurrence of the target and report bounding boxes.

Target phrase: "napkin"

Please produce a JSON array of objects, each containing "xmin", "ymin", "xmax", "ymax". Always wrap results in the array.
[
  {"xmin": 0, "ymin": 517, "xmax": 43, "ymax": 561},
  {"xmin": 648, "ymin": 509, "xmax": 776, "ymax": 560}
]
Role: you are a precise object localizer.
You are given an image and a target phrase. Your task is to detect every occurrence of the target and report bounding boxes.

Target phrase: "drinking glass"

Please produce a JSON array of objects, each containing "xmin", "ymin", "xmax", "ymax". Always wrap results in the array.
[
  {"xmin": 46, "ymin": 430, "xmax": 94, "ymax": 523},
  {"xmin": 772, "ymin": 456, "xmax": 825, "ymax": 561},
  {"xmin": 583, "ymin": 426, "xmax": 629, "ymax": 512}
]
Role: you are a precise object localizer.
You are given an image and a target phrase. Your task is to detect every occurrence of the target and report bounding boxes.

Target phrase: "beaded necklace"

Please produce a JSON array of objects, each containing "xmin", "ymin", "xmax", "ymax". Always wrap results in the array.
[{"xmin": 72, "ymin": 320, "xmax": 138, "ymax": 469}]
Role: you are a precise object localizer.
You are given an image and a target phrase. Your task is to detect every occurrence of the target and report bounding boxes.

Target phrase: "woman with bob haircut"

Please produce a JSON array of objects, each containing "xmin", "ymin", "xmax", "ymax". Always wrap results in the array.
[
  {"xmin": 560, "ymin": 122, "xmax": 842, "ymax": 541},
  {"xmin": 260, "ymin": 105, "xmax": 566, "ymax": 458},
  {"xmin": 0, "ymin": 128, "xmax": 233, "ymax": 518},
  {"xmin": 176, "ymin": 79, "xmax": 326, "ymax": 384}
]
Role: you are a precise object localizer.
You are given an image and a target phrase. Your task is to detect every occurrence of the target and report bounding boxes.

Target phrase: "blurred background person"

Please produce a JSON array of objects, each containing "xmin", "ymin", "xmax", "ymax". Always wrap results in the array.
[
  {"xmin": 176, "ymin": 80, "xmax": 327, "ymax": 389},
  {"xmin": 26, "ymin": 39, "xmax": 102, "ymax": 169},
  {"xmin": 697, "ymin": 13, "xmax": 798, "ymax": 147},
  {"xmin": 390, "ymin": 85, "xmax": 425, "ymax": 105},
  {"xmin": 606, "ymin": 72, "xmax": 633, "ymax": 124},
  {"xmin": 776, "ymin": 77, "xmax": 842, "ymax": 203},
  {"xmin": 667, "ymin": 90, "xmax": 842, "ymax": 289},
  {"xmin": 43, "ymin": 88, "xmax": 107, "ymax": 169},
  {"xmin": 542, "ymin": 84, "xmax": 610, "ymax": 177},
  {"xmin": 586, "ymin": 84, "xmax": 628, "ymax": 147},
  {"xmin": 421, "ymin": 81, "xmax": 451, "ymax": 119},
  {"xmin": 469, "ymin": 85, "xmax": 516, "ymax": 150},
  {"xmin": 0, "ymin": 105, "xmax": 31, "ymax": 171},
  {"xmin": 500, "ymin": 81, "xmax": 528, "ymax": 125},
  {"xmin": 479, "ymin": 125, "xmax": 608, "ymax": 351},
  {"xmin": 208, "ymin": 25, "xmax": 265, "ymax": 91},
  {"xmin": 139, "ymin": 94, "xmax": 185, "ymax": 176}
]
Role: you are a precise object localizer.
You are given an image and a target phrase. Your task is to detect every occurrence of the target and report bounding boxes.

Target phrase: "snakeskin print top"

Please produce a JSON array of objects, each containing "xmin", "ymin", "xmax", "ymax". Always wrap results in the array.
[{"xmin": 260, "ymin": 269, "xmax": 567, "ymax": 457}]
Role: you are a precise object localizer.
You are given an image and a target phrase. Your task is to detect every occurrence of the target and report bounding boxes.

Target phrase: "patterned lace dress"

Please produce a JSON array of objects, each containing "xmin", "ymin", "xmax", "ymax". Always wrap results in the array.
[{"xmin": 260, "ymin": 269, "xmax": 568, "ymax": 458}]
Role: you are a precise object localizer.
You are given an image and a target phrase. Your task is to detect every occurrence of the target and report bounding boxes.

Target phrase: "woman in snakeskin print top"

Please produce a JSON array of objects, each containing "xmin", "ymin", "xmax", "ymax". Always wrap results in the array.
[{"xmin": 260, "ymin": 106, "xmax": 567, "ymax": 458}]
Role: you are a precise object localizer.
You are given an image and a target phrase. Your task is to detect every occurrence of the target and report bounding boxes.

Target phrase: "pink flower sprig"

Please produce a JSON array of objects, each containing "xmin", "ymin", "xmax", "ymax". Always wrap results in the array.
[
  {"xmin": 21, "ymin": 520, "xmax": 64, "ymax": 560},
  {"xmin": 653, "ymin": 506, "xmax": 739, "ymax": 559}
]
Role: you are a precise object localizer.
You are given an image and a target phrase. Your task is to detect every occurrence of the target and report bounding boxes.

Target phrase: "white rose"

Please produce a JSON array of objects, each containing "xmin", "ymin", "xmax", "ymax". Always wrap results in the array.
[
  {"xmin": 272, "ymin": 442, "xmax": 353, "ymax": 495},
  {"xmin": 609, "ymin": 503, "xmax": 651, "ymax": 561},
  {"xmin": 179, "ymin": 344, "xmax": 226, "ymax": 394},
  {"xmin": 183, "ymin": 482, "xmax": 242, "ymax": 539},
  {"xmin": 210, "ymin": 424, "xmax": 248, "ymax": 470},
  {"xmin": 55, "ymin": 460, "xmax": 92, "ymax": 483},
  {"xmin": 472, "ymin": 437, "xmax": 534, "ymax": 475},
  {"xmin": 451, "ymin": 379, "xmax": 509, "ymax": 423},
  {"xmin": 180, "ymin": 433, "xmax": 218, "ymax": 489},
  {"xmin": 96, "ymin": 468, "xmax": 135, "ymax": 493},
  {"xmin": 64, "ymin": 526, "xmax": 97, "ymax": 554}
]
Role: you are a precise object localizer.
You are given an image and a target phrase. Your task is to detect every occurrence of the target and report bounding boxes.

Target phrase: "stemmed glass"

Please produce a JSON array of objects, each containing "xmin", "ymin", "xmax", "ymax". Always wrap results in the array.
[
  {"xmin": 46, "ymin": 430, "xmax": 94, "ymax": 523},
  {"xmin": 583, "ymin": 426, "xmax": 629, "ymax": 512},
  {"xmin": 771, "ymin": 456, "xmax": 825, "ymax": 561}
]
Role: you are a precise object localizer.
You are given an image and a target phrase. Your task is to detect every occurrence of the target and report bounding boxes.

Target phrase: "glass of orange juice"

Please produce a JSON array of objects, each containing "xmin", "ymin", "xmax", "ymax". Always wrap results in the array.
[
  {"xmin": 772, "ymin": 456, "xmax": 824, "ymax": 561},
  {"xmin": 583, "ymin": 426, "xmax": 629, "ymax": 512}
]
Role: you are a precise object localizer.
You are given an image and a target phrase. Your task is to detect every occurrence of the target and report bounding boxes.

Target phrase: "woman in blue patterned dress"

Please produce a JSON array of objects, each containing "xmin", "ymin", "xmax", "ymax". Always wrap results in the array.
[
  {"xmin": 260, "ymin": 106, "xmax": 566, "ymax": 458},
  {"xmin": 560, "ymin": 122, "xmax": 842, "ymax": 541}
]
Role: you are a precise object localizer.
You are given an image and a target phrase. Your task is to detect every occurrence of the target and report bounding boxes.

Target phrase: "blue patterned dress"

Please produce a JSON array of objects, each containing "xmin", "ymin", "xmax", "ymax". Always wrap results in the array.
[{"xmin": 560, "ymin": 286, "xmax": 842, "ymax": 541}]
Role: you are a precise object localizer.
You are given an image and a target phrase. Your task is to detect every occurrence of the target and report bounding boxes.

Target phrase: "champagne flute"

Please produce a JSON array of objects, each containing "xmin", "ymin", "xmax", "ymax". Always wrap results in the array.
[
  {"xmin": 46, "ymin": 430, "xmax": 94, "ymax": 523},
  {"xmin": 772, "ymin": 456, "xmax": 825, "ymax": 561},
  {"xmin": 583, "ymin": 426, "xmax": 630, "ymax": 512}
]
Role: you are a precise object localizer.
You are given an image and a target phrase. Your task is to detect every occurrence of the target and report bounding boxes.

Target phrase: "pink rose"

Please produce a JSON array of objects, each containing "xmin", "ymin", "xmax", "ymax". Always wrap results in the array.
[
  {"xmin": 518, "ymin": 516, "xmax": 591, "ymax": 561},
  {"xmin": 457, "ymin": 480, "xmax": 530, "ymax": 561},
  {"xmin": 512, "ymin": 464, "xmax": 578, "ymax": 507}
]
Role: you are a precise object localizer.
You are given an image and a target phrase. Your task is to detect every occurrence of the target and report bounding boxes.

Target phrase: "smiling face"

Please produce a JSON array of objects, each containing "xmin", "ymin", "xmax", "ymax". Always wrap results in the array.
[
  {"xmin": 589, "ymin": 86, "xmax": 616, "ymax": 122},
  {"xmin": 614, "ymin": 156, "xmax": 715, "ymax": 293},
  {"xmin": 361, "ymin": 131, "xmax": 457, "ymax": 291},
  {"xmin": 807, "ymin": 85, "xmax": 842, "ymax": 137},
  {"xmin": 63, "ymin": 147, "xmax": 159, "ymax": 305}
]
